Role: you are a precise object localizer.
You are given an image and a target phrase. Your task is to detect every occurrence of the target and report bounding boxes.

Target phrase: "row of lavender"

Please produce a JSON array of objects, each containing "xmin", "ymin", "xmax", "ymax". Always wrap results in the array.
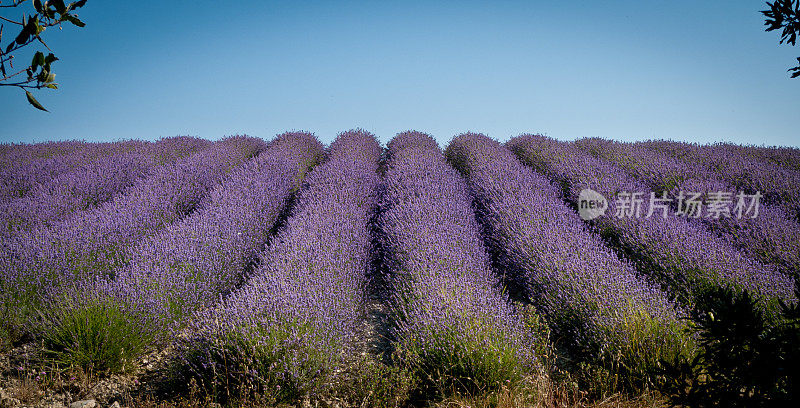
[
  {"xmin": 1, "ymin": 136, "xmax": 266, "ymax": 342},
  {"xmin": 380, "ymin": 131, "xmax": 537, "ymax": 395},
  {"xmin": 2, "ymin": 132, "xmax": 795, "ymax": 402},
  {"xmin": 445, "ymin": 133, "xmax": 691, "ymax": 389},
  {"xmin": 0, "ymin": 138, "xmax": 209, "ymax": 204},
  {"xmin": 38, "ymin": 132, "xmax": 326, "ymax": 372},
  {"xmin": 0, "ymin": 136, "xmax": 211, "ymax": 241},
  {"xmin": 633, "ymin": 140, "xmax": 800, "ymax": 222},
  {"xmin": 507, "ymin": 135, "xmax": 795, "ymax": 317},
  {"xmin": 569, "ymin": 138, "xmax": 800, "ymax": 277},
  {"xmin": 176, "ymin": 130, "xmax": 381, "ymax": 402}
]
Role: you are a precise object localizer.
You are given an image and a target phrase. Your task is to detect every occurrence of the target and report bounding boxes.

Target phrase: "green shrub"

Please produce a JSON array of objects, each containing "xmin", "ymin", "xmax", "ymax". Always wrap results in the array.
[
  {"xmin": 177, "ymin": 322, "xmax": 334, "ymax": 405},
  {"xmin": 660, "ymin": 282, "xmax": 800, "ymax": 407},
  {"xmin": 40, "ymin": 296, "xmax": 152, "ymax": 373}
]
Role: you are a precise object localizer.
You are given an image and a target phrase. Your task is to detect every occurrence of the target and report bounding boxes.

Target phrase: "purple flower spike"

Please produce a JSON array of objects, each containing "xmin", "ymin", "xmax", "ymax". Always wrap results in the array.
[
  {"xmin": 449, "ymin": 133, "xmax": 692, "ymax": 389},
  {"xmin": 175, "ymin": 129, "xmax": 381, "ymax": 403},
  {"xmin": 506, "ymin": 134, "xmax": 795, "ymax": 319},
  {"xmin": 382, "ymin": 131, "xmax": 537, "ymax": 395}
]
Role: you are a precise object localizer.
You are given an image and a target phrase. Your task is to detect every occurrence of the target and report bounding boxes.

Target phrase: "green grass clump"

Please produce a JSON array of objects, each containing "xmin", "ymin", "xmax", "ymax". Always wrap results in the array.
[
  {"xmin": 176, "ymin": 322, "xmax": 335, "ymax": 405},
  {"xmin": 399, "ymin": 321, "xmax": 535, "ymax": 401},
  {"xmin": 40, "ymin": 295, "xmax": 152, "ymax": 373}
]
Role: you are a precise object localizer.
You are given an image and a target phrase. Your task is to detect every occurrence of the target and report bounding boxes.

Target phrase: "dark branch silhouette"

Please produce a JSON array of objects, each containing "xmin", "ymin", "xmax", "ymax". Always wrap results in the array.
[
  {"xmin": 762, "ymin": 0, "xmax": 800, "ymax": 78},
  {"xmin": 0, "ymin": 0, "xmax": 87, "ymax": 111}
]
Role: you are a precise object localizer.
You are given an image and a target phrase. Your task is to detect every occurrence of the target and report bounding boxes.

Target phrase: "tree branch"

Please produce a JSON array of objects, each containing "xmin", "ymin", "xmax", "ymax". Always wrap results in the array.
[
  {"xmin": 0, "ymin": 64, "xmax": 26, "ymax": 81},
  {"xmin": 0, "ymin": 14, "xmax": 21, "ymax": 25},
  {"xmin": 0, "ymin": 1, "xmax": 26, "ymax": 9}
]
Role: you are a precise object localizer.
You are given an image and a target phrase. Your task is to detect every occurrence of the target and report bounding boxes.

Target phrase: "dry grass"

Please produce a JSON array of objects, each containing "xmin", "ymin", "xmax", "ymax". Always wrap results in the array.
[
  {"xmin": 1, "ymin": 337, "xmax": 670, "ymax": 408},
  {"xmin": 435, "ymin": 373, "xmax": 667, "ymax": 408}
]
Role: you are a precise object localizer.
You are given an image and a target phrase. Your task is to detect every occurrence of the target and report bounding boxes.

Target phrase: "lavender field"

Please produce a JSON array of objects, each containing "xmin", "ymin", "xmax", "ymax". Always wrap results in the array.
[{"xmin": 0, "ymin": 130, "xmax": 798, "ymax": 407}]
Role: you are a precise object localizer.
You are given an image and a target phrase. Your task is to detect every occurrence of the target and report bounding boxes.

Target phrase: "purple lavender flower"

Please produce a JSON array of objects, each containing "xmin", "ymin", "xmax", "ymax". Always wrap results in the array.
[
  {"xmin": 448, "ymin": 133, "xmax": 691, "ymax": 389},
  {"xmin": 0, "ymin": 140, "xmax": 151, "ymax": 203},
  {"xmin": 636, "ymin": 140, "xmax": 800, "ymax": 222},
  {"xmin": 507, "ymin": 134, "xmax": 795, "ymax": 318},
  {"xmin": 722, "ymin": 143, "xmax": 800, "ymax": 174},
  {"xmin": 1, "ymin": 136, "xmax": 265, "ymax": 339},
  {"xmin": 382, "ymin": 131, "xmax": 538, "ymax": 396},
  {"xmin": 35, "ymin": 132, "xmax": 325, "ymax": 373},
  {"xmin": 114, "ymin": 131, "xmax": 325, "ymax": 339},
  {"xmin": 570, "ymin": 138, "xmax": 800, "ymax": 277},
  {"xmin": 175, "ymin": 129, "xmax": 381, "ymax": 403},
  {"xmin": 0, "ymin": 136, "xmax": 209, "ymax": 241}
]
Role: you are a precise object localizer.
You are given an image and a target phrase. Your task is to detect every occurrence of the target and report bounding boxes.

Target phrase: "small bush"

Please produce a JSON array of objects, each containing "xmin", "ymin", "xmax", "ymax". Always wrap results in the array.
[
  {"xmin": 659, "ymin": 282, "xmax": 800, "ymax": 407},
  {"xmin": 332, "ymin": 358, "xmax": 416, "ymax": 408},
  {"xmin": 40, "ymin": 295, "xmax": 152, "ymax": 373},
  {"xmin": 176, "ymin": 322, "xmax": 333, "ymax": 405},
  {"xmin": 0, "ymin": 325, "xmax": 10, "ymax": 351},
  {"xmin": 398, "ymin": 321, "xmax": 533, "ymax": 401}
]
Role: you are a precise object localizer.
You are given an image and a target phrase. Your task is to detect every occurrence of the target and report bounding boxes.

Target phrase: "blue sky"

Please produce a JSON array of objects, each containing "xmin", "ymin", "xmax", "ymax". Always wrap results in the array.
[{"xmin": 1, "ymin": 0, "xmax": 798, "ymax": 146}]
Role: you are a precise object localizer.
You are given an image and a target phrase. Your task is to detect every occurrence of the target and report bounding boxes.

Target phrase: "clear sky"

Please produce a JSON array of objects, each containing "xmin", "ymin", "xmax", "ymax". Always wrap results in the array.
[{"xmin": 1, "ymin": 0, "xmax": 798, "ymax": 147}]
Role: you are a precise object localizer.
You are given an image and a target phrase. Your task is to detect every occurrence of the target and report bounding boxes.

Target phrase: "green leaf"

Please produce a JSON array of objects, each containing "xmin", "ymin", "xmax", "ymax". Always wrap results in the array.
[
  {"xmin": 16, "ymin": 15, "xmax": 41, "ymax": 43},
  {"xmin": 14, "ymin": 28, "xmax": 31, "ymax": 45},
  {"xmin": 31, "ymin": 51, "xmax": 45, "ymax": 68},
  {"xmin": 34, "ymin": 16, "xmax": 45, "ymax": 35},
  {"xmin": 33, "ymin": 0, "xmax": 44, "ymax": 13},
  {"xmin": 73, "ymin": 0, "xmax": 87, "ymax": 8},
  {"xmin": 45, "ymin": 53, "xmax": 58, "ymax": 64},
  {"xmin": 63, "ymin": 14, "xmax": 85, "ymax": 27},
  {"xmin": 45, "ymin": 73, "xmax": 56, "ymax": 83},
  {"xmin": 45, "ymin": 83, "xmax": 58, "ymax": 89},
  {"xmin": 52, "ymin": 0, "xmax": 67, "ymax": 14},
  {"xmin": 25, "ymin": 91, "xmax": 48, "ymax": 112}
]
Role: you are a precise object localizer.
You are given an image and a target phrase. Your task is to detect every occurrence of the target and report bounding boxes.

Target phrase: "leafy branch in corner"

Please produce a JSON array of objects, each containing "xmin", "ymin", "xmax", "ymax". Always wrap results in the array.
[
  {"xmin": 762, "ymin": 0, "xmax": 800, "ymax": 78},
  {"xmin": 0, "ymin": 0, "xmax": 87, "ymax": 111},
  {"xmin": 659, "ymin": 281, "xmax": 800, "ymax": 407}
]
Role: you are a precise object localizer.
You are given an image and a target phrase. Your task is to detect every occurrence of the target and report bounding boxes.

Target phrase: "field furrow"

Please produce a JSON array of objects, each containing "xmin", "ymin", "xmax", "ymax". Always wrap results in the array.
[
  {"xmin": 173, "ymin": 130, "xmax": 381, "ymax": 404},
  {"xmin": 507, "ymin": 135, "xmax": 795, "ymax": 317},
  {"xmin": 0, "ymin": 136, "xmax": 265, "ymax": 342},
  {"xmin": 570, "ymin": 138, "xmax": 800, "ymax": 277},
  {"xmin": 447, "ymin": 133, "xmax": 690, "ymax": 391}
]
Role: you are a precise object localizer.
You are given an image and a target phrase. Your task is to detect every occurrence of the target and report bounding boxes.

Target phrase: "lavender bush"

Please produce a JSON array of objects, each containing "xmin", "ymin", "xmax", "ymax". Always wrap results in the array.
[
  {"xmin": 174, "ymin": 129, "xmax": 381, "ymax": 404},
  {"xmin": 0, "ymin": 136, "xmax": 265, "ymax": 343},
  {"xmin": 38, "ymin": 131, "xmax": 325, "ymax": 372},
  {"xmin": 447, "ymin": 133, "xmax": 690, "ymax": 391},
  {"xmin": 381, "ymin": 131, "xmax": 539, "ymax": 398},
  {"xmin": 637, "ymin": 140, "xmax": 800, "ymax": 222},
  {"xmin": 572, "ymin": 138, "xmax": 800, "ymax": 277},
  {"xmin": 507, "ymin": 134, "xmax": 795, "ymax": 318},
  {"xmin": 0, "ymin": 136, "xmax": 210, "ymax": 241}
]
